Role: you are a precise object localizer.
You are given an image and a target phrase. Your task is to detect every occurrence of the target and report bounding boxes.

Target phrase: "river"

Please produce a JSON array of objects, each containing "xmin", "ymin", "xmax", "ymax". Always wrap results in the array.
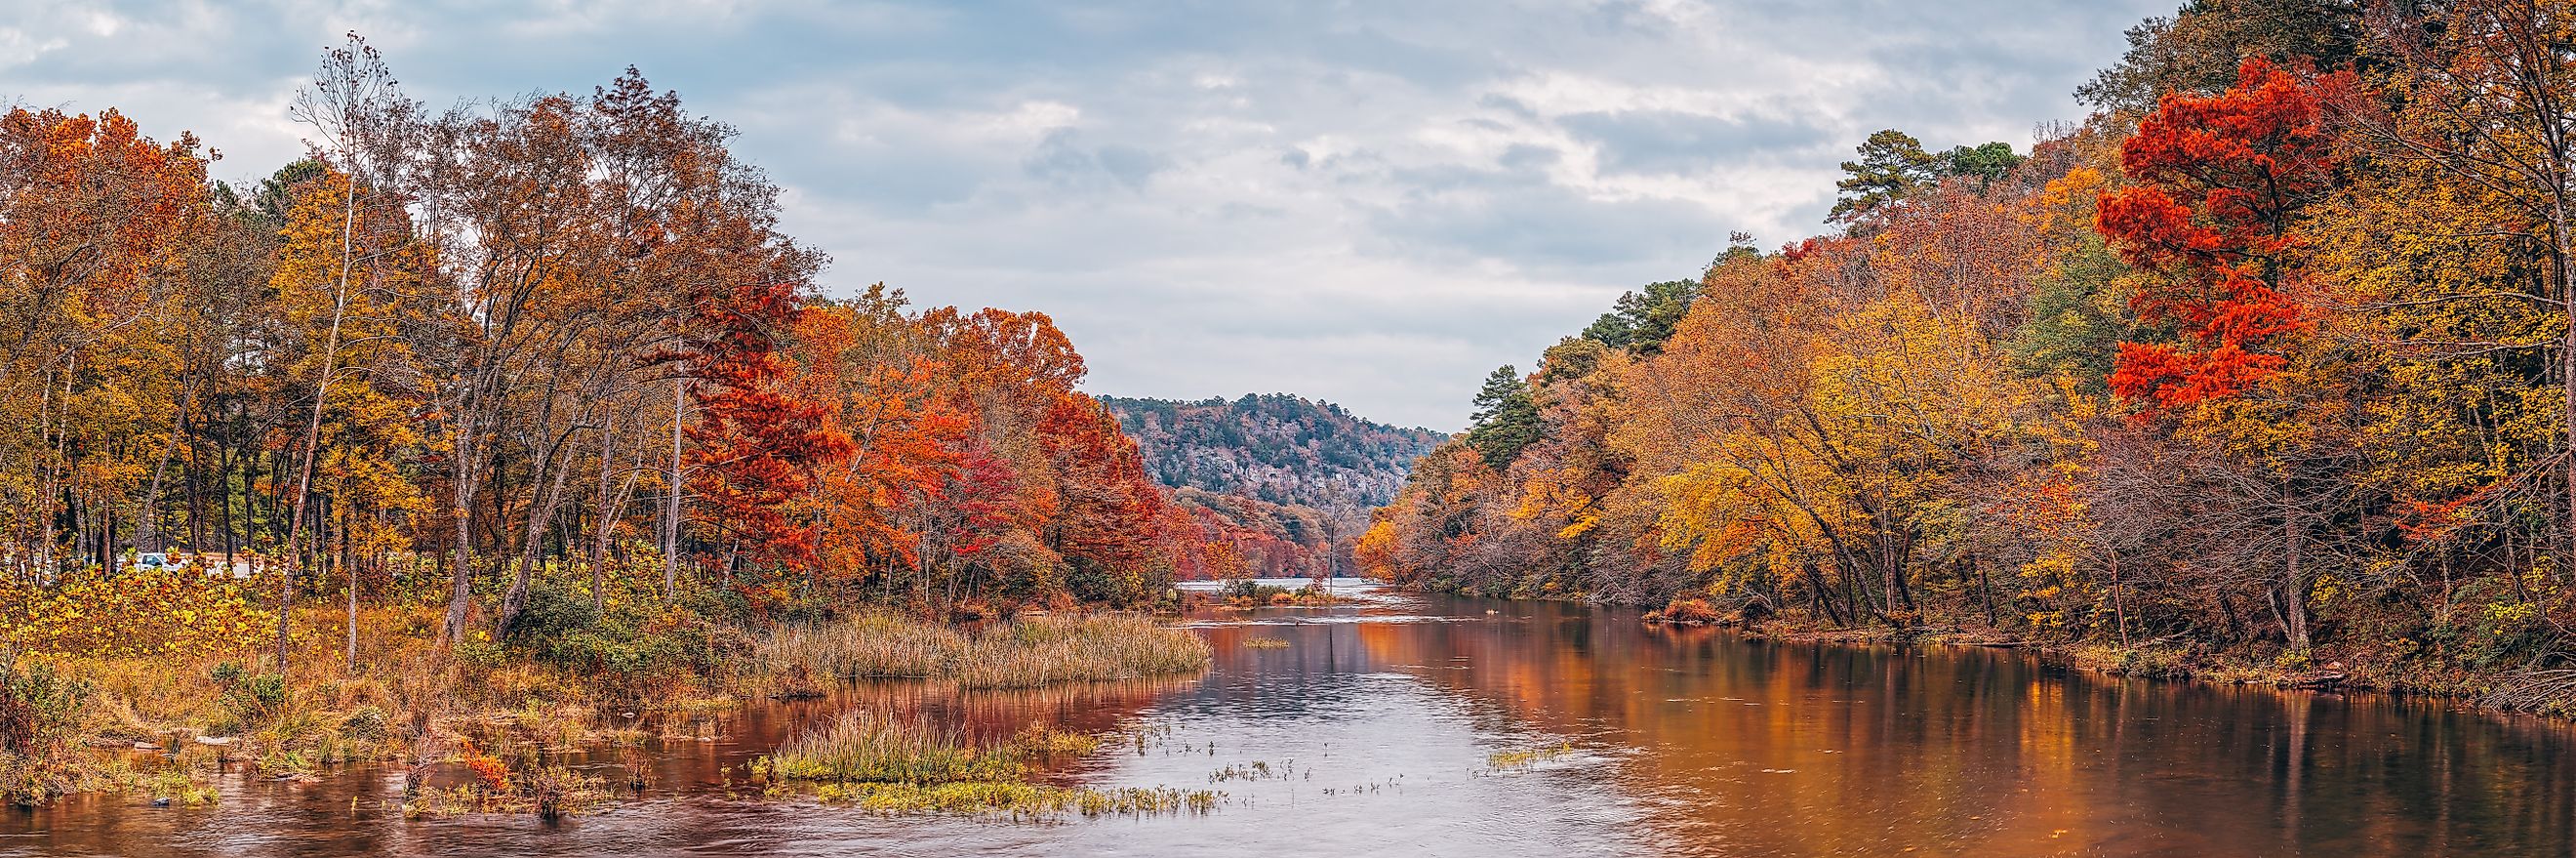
[{"xmin": 7, "ymin": 581, "xmax": 2576, "ymax": 857}]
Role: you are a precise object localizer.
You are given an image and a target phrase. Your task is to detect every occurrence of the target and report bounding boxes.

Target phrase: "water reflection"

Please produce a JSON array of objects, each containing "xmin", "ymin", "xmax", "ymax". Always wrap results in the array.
[
  {"xmin": 6, "ymin": 585, "xmax": 2575, "ymax": 857},
  {"xmin": 1376, "ymin": 595, "xmax": 2576, "ymax": 857}
]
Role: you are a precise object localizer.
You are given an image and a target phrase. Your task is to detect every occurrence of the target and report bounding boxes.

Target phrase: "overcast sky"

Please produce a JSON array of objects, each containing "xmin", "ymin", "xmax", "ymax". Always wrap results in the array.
[{"xmin": 3, "ymin": 0, "xmax": 2170, "ymax": 429}]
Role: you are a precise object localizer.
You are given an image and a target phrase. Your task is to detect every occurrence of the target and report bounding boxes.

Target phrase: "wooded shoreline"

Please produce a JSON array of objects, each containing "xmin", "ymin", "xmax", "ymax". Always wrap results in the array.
[{"xmin": 1362, "ymin": 1, "xmax": 2576, "ymax": 723}]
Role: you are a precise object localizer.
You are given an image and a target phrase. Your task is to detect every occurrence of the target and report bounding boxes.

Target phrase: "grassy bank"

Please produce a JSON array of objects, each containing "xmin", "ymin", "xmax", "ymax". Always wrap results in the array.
[
  {"xmin": 752, "ymin": 710, "xmax": 1218, "ymax": 817},
  {"xmin": 0, "ymin": 568, "xmax": 1212, "ymax": 810}
]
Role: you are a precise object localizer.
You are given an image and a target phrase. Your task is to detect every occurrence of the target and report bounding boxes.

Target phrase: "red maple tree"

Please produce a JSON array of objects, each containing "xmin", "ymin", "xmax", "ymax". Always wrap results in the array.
[
  {"xmin": 684, "ymin": 278, "xmax": 853, "ymax": 572},
  {"xmin": 2097, "ymin": 58, "xmax": 2335, "ymax": 411}
]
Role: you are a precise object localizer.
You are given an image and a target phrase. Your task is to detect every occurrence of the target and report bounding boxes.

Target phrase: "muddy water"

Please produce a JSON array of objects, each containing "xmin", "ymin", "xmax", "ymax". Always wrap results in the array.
[{"xmin": 9, "ymin": 582, "xmax": 2576, "ymax": 857}]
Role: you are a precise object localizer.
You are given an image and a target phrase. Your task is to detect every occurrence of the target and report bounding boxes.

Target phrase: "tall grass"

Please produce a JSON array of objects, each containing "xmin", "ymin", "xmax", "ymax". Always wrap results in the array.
[
  {"xmin": 760, "ymin": 710, "xmax": 1223, "ymax": 818},
  {"xmin": 761, "ymin": 615, "xmax": 965, "ymax": 679},
  {"xmin": 953, "ymin": 615, "xmax": 1212, "ymax": 689},
  {"xmin": 764, "ymin": 710, "xmax": 1020, "ymax": 784},
  {"xmin": 758, "ymin": 613, "xmax": 1211, "ymax": 690}
]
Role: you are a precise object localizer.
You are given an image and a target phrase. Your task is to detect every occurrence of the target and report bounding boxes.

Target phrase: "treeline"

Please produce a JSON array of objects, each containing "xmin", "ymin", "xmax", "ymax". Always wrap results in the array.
[
  {"xmin": 1168, "ymin": 487, "xmax": 1339, "ymax": 579},
  {"xmin": 1362, "ymin": 0, "xmax": 2576, "ymax": 688},
  {"xmin": 0, "ymin": 37, "xmax": 1227, "ymax": 647}
]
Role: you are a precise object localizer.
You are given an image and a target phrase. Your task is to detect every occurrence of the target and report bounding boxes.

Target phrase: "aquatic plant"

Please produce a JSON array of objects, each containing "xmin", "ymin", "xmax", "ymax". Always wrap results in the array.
[
  {"xmin": 756, "ymin": 613, "xmax": 1211, "ymax": 690},
  {"xmin": 1007, "ymin": 722, "xmax": 1104, "ymax": 757},
  {"xmin": 1487, "ymin": 742, "xmax": 1575, "ymax": 771},
  {"xmin": 762, "ymin": 710, "xmax": 1023, "ymax": 785},
  {"xmin": 819, "ymin": 781, "xmax": 1223, "ymax": 818},
  {"xmin": 951, "ymin": 615, "xmax": 1212, "ymax": 689},
  {"xmin": 1208, "ymin": 759, "xmax": 1292, "ymax": 782}
]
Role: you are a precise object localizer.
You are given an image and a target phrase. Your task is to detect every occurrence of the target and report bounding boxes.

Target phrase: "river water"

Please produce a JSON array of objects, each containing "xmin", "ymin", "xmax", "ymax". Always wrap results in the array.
[{"xmin": 9, "ymin": 581, "xmax": 2576, "ymax": 857}]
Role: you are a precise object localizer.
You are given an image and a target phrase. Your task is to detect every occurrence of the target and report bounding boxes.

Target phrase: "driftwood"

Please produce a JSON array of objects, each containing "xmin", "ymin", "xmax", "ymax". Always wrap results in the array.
[
  {"xmin": 2280, "ymin": 672, "xmax": 2348, "ymax": 690},
  {"xmin": 2482, "ymin": 668, "xmax": 2576, "ymax": 712}
]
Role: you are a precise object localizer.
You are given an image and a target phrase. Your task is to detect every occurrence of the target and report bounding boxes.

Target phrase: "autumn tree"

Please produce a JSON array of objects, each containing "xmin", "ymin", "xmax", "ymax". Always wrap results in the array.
[
  {"xmin": 0, "ymin": 108, "xmax": 210, "ymax": 581},
  {"xmin": 2097, "ymin": 58, "xmax": 2333, "ymax": 411},
  {"xmin": 2330, "ymin": 0, "xmax": 2576, "ymax": 555}
]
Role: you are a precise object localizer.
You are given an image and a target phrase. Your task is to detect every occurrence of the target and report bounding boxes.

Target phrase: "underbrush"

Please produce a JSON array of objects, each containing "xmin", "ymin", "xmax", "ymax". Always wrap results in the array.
[
  {"xmin": 0, "ymin": 650, "xmax": 94, "ymax": 804},
  {"xmin": 1641, "ymin": 597, "xmax": 1724, "ymax": 626},
  {"xmin": 402, "ymin": 736, "xmax": 608, "ymax": 819}
]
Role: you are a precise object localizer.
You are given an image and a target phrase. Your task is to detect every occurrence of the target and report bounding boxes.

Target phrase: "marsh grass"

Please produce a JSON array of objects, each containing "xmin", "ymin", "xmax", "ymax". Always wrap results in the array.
[
  {"xmin": 817, "ymin": 781, "xmax": 1223, "ymax": 817},
  {"xmin": 760, "ymin": 710, "xmax": 1220, "ymax": 818},
  {"xmin": 8, "ymin": 578, "xmax": 1201, "ymax": 810},
  {"xmin": 1488, "ymin": 742, "xmax": 1575, "ymax": 770},
  {"xmin": 761, "ymin": 710, "xmax": 1022, "ymax": 784},
  {"xmin": 1007, "ymin": 722, "xmax": 1103, "ymax": 757},
  {"xmin": 756, "ymin": 613, "xmax": 1210, "ymax": 690},
  {"xmin": 761, "ymin": 615, "xmax": 962, "ymax": 680},
  {"xmin": 1242, "ymin": 638, "xmax": 1290, "ymax": 649},
  {"xmin": 402, "ymin": 762, "xmax": 608, "ymax": 820}
]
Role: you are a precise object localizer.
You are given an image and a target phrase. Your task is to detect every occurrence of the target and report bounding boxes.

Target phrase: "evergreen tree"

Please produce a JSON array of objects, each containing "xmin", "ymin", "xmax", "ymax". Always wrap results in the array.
[
  {"xmin": 1581, "ymin": 279, "xmax": 1701, "ymax": 354},
  {"xmin": 1465, "ymin": 366, "xmax": 1542, "ymax": 471},
  {"xmin": 1830, "ymin": 130, "xmax": 1942, "ymax": 222}
]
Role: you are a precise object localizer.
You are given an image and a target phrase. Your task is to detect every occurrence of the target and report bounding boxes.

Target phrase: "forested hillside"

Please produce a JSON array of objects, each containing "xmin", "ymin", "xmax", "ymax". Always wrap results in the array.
[
  {"xmin": 1099, "ymin": 394, "xmax": 1444, "ymax": 518},
  {"xmin": 1361, "ymin": 0, "xmax": 2576, "ymax": 705},
  {"xmin": 1100, "ymin": 394, "xmax": 1440, "ymax": 579}
]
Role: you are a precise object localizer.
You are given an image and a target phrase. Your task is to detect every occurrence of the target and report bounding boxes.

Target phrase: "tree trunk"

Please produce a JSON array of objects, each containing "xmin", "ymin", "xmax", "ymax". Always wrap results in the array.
[
  {"xmin": 441, "ymin": 411, "xmax": 478, "ymax": 645},
  {"xmin": 2557, "ymin": 196, "xmax": 2576, "ymax": 577},
  {"xmin": 664, "ymin": 377, "xmax": 684, "ymax": 597},
  {"xmin": 2110, "ymin": 552, "xmax": 2129, "ymax": 648},
  {"xmin": 590, "ymin": 409, "xmax": 619, "ymax": 611},
  {"xmin": 281, "ymin": 180, "xmax": 356, "ymax": 668},
  {"xmin": 344, "ymin": 511, "xmax": 359, "ymax": 672},
  {"xmin": 499, "ymin": 430, "xmax": 581, "ymax": 633},
  {"xmin": 2284, "ymin": 500, "xmax": 2310, "ymax": 652}
]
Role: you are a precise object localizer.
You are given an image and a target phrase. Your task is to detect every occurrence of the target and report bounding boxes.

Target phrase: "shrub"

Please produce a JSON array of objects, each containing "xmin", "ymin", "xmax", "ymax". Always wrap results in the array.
[
  {"xmin": 0, "ymin": 651, "xmax": 93, "ymax": 804},
  {"xmin": 505, "ymin": 577, "xmax": 738, "ymax": 705},
  {"xmin": 212, "ymin": 667, "xmax": 290, "ymax": 734},
  {"xmin": 1645, "ymin": 598, "xmax": 1722, "ymax": 626},
  {"xmin": 0, "ymin": 570, "xmax": 266, "ymax": 657}
]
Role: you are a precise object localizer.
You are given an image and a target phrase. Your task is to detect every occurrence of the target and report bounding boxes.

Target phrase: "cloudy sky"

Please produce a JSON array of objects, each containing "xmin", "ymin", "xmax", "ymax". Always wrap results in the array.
[{"xmin": 2, "ymin": 0, "xmax": 2169, "ymax": 429}]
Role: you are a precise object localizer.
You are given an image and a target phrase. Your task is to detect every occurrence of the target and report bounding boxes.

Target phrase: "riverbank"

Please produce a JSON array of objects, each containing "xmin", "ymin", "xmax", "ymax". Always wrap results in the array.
[
  {"xmin": 16, "ymin": 589, "xmax": 2576, "ymax": 856},
  {"xmin": 1627, "ymin": 594, "xmax": 2556, "ymax": 717},
  {"xmin": 0, "ymin": 585, "xmax": 1210, "ymax": 810}
]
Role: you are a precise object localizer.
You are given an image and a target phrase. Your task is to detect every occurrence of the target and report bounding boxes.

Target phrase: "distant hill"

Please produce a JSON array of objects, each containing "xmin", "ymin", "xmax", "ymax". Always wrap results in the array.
[{"xmin": 1098, "ymin": 393, "xmax": 1447, "ymax": 523}]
